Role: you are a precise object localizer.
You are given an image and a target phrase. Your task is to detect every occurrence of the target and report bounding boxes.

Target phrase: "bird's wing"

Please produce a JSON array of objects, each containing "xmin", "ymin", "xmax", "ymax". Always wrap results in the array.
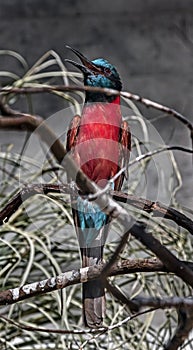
[
  {"xmin": 115, "ymin": 120, "xmax": 131, "ymax": 191},
  {"xmin": 66, "ymin": 114, "xmax": 82, "ymax": 227},
  {"xmin": 66, "ymin": 115, "xmax": 81, "ymax": 152}
]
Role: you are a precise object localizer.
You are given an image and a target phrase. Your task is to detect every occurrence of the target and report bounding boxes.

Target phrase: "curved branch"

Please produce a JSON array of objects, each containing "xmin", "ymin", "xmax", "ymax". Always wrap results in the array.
[
  {"xmin": 0, "ymin": 114, "xmax": 67, "ymax": 164},
  {"xmin": 0, "ymin": 84, "xmax": 193, "ymax": 140},
  {"xmin": 129, "ymin": 146, "xmax": 193, "ymax": 166},
  {"xmin": 111, "ymin": 190, "xmax": 193, "ymax": 235},
  {"xmin": 0, "ymin": 306, "xmax": 156, "ymax": 335},
  {"xmin": 165, "ymin": 306, "xmax": 193, "ymax": 350}
]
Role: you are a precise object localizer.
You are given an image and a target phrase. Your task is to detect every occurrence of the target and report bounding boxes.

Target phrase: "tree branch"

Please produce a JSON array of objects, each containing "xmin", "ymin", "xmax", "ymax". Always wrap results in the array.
[
  {"xmin": 0, "ymin": 306, "xmax": 157, "ymax": 335},
  {"xmin": 129, "ymin": 222, "xmax": 193, "ymax": 287},
  {"xmin": 1, "ymin": 184, "xmax": 193, "ymax": 236},
  {"xmin": 0, "ymin": 84, "xmax": 192, "ymax": 141},
  {"xmin": 0, "ymin": 258, "xmax": 193, "ymax": 307},
  {"xmin": 0, "ymin": 114, "xmax": 68, "ymax": 164},
  {"xmin": 165, "ymin": 306, "xmax": 193, "ymax": 350}
]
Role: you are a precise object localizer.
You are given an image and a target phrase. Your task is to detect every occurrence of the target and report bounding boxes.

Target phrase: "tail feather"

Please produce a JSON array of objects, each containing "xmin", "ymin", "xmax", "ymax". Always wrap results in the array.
[
  {"xmin": 73, "ymin": 200, "xmax": 109, "ymax": 328},
  {"xmin": 81, "ymin": 246, "xmax": 105, "ymax": 328},
  {"xmin": 83, "ymin": 280, "xmax": 105, "ymax": 328}
]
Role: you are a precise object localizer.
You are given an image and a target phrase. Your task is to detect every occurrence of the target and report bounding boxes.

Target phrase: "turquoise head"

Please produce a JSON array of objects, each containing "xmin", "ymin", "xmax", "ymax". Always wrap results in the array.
[{"xmin": 65, "ymin": 45, "xmax": 122, "ymax": 102}]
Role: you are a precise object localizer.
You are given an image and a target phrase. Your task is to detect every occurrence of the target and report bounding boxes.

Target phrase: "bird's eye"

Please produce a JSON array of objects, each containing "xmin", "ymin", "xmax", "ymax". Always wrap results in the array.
[{"xmin": 103, "ymin": 67, "xmax": 111, "ymax": 76}]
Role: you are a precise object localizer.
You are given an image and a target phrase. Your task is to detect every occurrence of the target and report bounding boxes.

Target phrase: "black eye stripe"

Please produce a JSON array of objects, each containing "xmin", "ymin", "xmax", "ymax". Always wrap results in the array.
[
  {"xmin": 94, "ymin": 65, "xmax": 111, "ymax": 75},
  {"xmin": 104, "ymin": 67, "xmax": 111, "ymax": 75},
  {"xmin": 88, "ymin": 64, "xmax": 122, "ymax": 90}
]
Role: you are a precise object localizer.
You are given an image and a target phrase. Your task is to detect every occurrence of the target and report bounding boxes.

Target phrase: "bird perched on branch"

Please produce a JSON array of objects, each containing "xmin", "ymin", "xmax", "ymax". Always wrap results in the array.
[{"xmin": 66, "ymin": 46, "xmax": 131, "ymax": 328}]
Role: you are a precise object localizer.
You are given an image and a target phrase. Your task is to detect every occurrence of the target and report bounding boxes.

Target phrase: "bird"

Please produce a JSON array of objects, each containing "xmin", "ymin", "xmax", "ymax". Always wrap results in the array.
[{"xmin": 65, "ymin": 46, "xmax": 131, "ymax": 328}]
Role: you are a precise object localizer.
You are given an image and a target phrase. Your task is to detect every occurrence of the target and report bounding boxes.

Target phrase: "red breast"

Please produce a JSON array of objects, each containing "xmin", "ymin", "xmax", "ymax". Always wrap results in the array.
[{"xmin": 73, "ymin": 97, "xmax": 122, "ymax": 186}]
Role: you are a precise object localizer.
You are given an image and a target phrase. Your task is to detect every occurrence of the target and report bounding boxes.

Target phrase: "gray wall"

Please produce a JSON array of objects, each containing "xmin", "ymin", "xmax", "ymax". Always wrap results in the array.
[{"xmin": 1, "ymin": 0, "xmax": 193, "ymax": 115}]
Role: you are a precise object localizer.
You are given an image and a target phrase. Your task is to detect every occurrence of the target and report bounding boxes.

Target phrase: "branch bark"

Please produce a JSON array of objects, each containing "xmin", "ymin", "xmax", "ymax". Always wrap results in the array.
[
  {"xmin": 165, "ymin": 306, "xmax": 193, "ymax": 350},
  {"xmin": 0, "ymin": 257, "xmax": 193, "ymax": 306}
]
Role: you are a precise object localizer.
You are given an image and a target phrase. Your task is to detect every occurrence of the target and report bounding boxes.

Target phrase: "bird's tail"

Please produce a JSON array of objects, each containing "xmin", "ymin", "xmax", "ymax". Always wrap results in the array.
[{"xmin": 81, "ymin": 246, "xmax": 105, "ymax": 328}]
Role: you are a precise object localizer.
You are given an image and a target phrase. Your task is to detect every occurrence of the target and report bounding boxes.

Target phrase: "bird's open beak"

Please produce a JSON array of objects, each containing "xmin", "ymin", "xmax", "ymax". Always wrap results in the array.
[{"xmin": 65, "ymin": 45, "xmax": 102, "ymax": 75}]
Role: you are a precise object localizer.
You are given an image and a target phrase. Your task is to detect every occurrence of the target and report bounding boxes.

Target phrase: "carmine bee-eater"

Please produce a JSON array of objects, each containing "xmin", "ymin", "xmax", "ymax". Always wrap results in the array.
[{"xmin": 66, "ymin": 46, "xmax": 131, "ymax": 328}]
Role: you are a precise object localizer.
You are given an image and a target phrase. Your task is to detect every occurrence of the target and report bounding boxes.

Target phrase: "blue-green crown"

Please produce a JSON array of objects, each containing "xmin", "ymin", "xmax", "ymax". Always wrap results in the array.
[{"xmin": 85, "ymin": 58, "xmax": 122, "ymax": 92}]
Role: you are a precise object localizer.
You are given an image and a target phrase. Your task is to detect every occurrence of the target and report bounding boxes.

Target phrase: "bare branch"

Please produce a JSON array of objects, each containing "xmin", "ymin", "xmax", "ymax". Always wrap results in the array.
[
  {"xmin": 105, "ymin": 280, "xmax": 139, "ymax": 311},
  {"xmin": 0, "ymin": 260, "xmax": 144, "ymax": 306},
  {"xmin": 133, "ymin": 296, "xmax": 193, "ymax": 309},
  {"xmin": 0, "ymin": 258, "xmax": 192, "ymax": 307},
  {"xmin": 130, "ymin": 222, "xmax": 193, "ymax": 287},
  {"xmin": 0, "ymin": 184, "xmax": 73, "ymax": 225},
  {"xmin": 1, "ymin": 184, "xmax": 193, "ymax": 236},
  {"xmin": 132, "ymin": 296, "xmax": 193, "ymax": 350},
  {"xmin": 0, "ymin": 84, "xmax": 192, "ymax": 140},
  {"xmin": 0, "ymin": 306, "xmax": 157, "ymax": 335},
  {"xmin": 165, "ymin": 306, "xmax": 193, "ymax": 350},
  {"xmin": 0, "ymin": 114, "xmax": 67, "ymax": 164},
  {"xmin": 129, "ymin": 146, "xmax": 193, "ymax": 166},
  {"xmin": 102, "ymin": 229, "xmax": 131, "ymax": 279},
  {"xmin": 111, "ymin": 190, "xmax": 193, "ymax": 235}
]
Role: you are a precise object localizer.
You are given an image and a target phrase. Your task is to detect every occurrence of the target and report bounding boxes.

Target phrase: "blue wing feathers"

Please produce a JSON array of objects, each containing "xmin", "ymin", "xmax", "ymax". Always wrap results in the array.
[{"xmin": 77, "ymin": 197, "xmax": 107, "ymax": 246}]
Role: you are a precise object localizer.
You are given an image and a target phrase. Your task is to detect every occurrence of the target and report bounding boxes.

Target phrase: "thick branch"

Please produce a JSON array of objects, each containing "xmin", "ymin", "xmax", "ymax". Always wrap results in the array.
[
  {"xmin": 130, "ymin": 222, "xmax": 193, "ymax": 287},
  {"xmin": 106, "ymin": 288, "xmax": 193, "ymax": 349},
  {"xmin": 0, "ymin": 258, "xmax": 193, "ymax": 306},
  {"xmin": 131, "ymin": 296, "xmax": 193, "ymax": 350},
  {"xmin": 0, "ymin": 184, "xmax": 72, "ymax": 225},
  {"xmin": 165, "ymin": 306, "xmax": 193, "ymax": 350},
  {"xmin": 112, "ymin": 190, "xmax": 193, "ymax": 235},
  {"xmin": 0, "ymin": 114, "xmax": 67, "ymax": 164}
]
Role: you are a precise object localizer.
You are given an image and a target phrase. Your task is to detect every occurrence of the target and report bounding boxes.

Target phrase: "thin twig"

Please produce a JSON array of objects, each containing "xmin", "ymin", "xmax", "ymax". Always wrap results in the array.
[
  {"xmin": 0, "ymin": 307, "xmax": 157, "ymax": 335},
  {"xmin": 129, "ymin": 146, "xmax": 193, "ymax": 167}
]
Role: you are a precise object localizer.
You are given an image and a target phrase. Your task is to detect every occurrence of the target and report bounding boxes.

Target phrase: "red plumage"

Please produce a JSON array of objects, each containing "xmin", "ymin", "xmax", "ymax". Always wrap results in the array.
[{"xmin": 67, "ymin": 96, "xmax": 130, "ymax": 189}]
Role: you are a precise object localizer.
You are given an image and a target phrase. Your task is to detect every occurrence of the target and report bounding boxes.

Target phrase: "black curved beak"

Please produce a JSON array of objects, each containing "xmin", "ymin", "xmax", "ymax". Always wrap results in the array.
[{"xmin": 65, "ymin": 45, "xmax": 102, "ymax": 75}]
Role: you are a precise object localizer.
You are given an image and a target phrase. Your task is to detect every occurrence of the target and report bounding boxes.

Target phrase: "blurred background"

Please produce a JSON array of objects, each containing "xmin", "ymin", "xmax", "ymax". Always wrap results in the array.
[{"xmin": 0, "ymin": 0, "xmax": 193, "ymax": 115}]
